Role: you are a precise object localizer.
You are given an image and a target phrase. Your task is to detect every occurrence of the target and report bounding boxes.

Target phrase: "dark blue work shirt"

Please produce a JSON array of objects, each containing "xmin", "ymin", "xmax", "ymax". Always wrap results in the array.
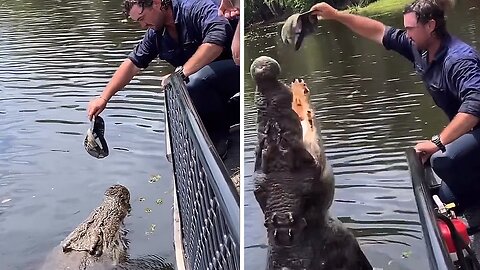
[
  {"xmin": 383, "ymin": 26, "xmax": 480, "ymax": 121},
  {"xmin": 128, "ymin": 0, "xmax": 235, "ymax": 68}
]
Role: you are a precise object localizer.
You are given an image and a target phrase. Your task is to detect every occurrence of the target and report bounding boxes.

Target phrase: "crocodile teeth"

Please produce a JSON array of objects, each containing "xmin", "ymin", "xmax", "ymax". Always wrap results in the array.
[
  {"xmin": 272, "ymin": 212, "xmax": 278, "ymax": 223},
  {"xmin": 288, "ymin": 229, "xmax": 292, "ymax": 239},
  {"xmin": 274, "ymin": 229, "xmax": 278, "ymax": 238},
  {"xmin": 288, "ymin": 212, "xmax": 294, "ymax": 223}
]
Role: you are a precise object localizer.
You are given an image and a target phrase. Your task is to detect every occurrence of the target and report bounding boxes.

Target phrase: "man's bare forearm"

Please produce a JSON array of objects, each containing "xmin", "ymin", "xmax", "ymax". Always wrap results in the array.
[
  {"xmin": 101, "ymin": 59, "xmax": 140, "ymax": 100},
  {"xmin": 183, "ymin": 43, "xmax": 223, "ymax": 77},
  {"xmin": 334, "ymin": 12, "xmax": 386, "ymax": 45},
  {"xmin": 440, "ymin": 112, "xmax": 480, "ymax": 145}
]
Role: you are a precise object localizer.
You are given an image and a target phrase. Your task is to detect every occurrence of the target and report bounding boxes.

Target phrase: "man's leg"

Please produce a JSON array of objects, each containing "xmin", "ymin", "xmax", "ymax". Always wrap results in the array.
[
  {"xmin": 431, "ymin": 127, "xmax": 480, "ymax": 258},
  {"xmin": 431, "ymin": 127, "xmax": 480, "ymax": 208},
  {"xmin": 185, "ymin": 59, "xmax": 240, "ymax": 158},
  {"xmin": 438, "ymin": 181, "xmax": 457, "ymax": 204}
]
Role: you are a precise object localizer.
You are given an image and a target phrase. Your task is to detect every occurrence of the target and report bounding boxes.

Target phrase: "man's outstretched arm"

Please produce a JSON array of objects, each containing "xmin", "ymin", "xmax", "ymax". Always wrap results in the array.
[
  {"xmin": 87, "ymin": 59, "xmax": 140, "ymax": 120},
  {"xmin": 310, "ymin": 2, "xmax": 386, "ymax": 45}
]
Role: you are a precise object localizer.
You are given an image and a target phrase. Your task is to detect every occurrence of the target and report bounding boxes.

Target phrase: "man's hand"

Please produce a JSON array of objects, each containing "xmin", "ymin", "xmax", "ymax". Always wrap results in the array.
[
  {"xmin": 161, "ymin": 74, "xmax": 171, "ymax": 87},
  {"xmin": 218, "ymin": 0, "xmax": 239, "ymax": 19},
  {"xmin": 87, "ymin": 97, "xmax": 108, "ymax": 121},
  {"xmin": 415, "ymin": 140, "xmax": 440, "ymax": 164},
  {"xmin": 310, "ymin": 2, "xmax": 338, "ymax": 20}
]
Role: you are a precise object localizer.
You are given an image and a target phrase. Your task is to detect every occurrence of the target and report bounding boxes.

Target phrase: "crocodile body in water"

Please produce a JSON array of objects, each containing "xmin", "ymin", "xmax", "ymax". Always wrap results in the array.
[
  {"xmin": 40, "ymin": 184, "xmax": 131, "ymax": 270},
  {"xmin": 250, "ymin": 56, "xmax": 372, "ymax": 270}
]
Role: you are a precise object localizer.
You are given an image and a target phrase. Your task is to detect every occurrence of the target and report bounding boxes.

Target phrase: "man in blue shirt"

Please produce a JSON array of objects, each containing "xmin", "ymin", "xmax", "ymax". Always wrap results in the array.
[
  {"xmin": 87, "ymin": 0, "xmax": 239, "ymax": 158},
  {"xmin": 309, "ymin": 0, "xmax": 480, "ymax": 254}
]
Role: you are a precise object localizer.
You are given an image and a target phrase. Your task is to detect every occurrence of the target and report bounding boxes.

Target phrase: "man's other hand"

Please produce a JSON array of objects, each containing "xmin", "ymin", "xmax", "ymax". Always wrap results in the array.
[
  {"xmin": 415, "ymin": 140, "xmax": 440, "ymax": 164},
  {"xmin": 218, "ymin": 0, "xmax": 239, "ymax": 19},
  {"xmin": 310, "ymin": 2, "xmax": 338, "ymax": 20}
]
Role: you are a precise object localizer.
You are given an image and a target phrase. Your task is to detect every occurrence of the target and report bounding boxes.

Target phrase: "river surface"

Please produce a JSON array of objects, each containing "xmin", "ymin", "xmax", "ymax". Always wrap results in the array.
[
  {"xmin": 0, "ymin": 0, "xmax": 175, "ymax": 269},
  {"xmin": 244, "ymin": 1, "xmax": 480, "ymax": 269}
]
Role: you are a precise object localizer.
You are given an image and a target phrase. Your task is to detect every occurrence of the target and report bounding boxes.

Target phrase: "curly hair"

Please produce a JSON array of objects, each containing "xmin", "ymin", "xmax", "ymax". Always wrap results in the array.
[
  {"xmin": 403, "ymin": 0, "xmax": 455, "ymax": 39},
  {"xmin": 122, "ymin": 0, "xmax": 172, "ymax": 18}
]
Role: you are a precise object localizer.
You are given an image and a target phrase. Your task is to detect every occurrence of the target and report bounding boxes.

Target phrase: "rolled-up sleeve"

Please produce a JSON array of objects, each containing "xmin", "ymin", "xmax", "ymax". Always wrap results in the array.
[
  {"xmin": 187, "ymin": 0, "xmax": 232, "ymax": 47},
  {"xmin": 382, "ymin": 26, "xmax": 415, "ymax": 63},
  {"xmin": 127, "ymin": 29, "xmax": 159, "ymax": 69},
  {"xmin": 449, "ymin": 58, "xmax": 480, "ymax": 118}
]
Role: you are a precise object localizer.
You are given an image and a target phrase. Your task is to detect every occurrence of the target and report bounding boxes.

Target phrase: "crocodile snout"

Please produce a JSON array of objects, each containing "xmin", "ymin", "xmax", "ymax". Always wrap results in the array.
[
  {"xmin": 265, "ymin": 212, "xmax": 307, "ymax": 246},
  {"xmin": 272, "ymin": 227, "xmax": 296, "ymax": 246},
  {"xmin": 265, "ymin": 212, "xmax": 307, "ymax": 227}
]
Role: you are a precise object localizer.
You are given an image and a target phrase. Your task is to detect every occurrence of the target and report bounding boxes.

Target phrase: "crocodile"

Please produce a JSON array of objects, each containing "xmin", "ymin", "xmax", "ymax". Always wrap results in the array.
[
  {"xmin": 40, "ymin": 184, "xmax": 131, "ymax": 270},
  {"xmin": 250, "ymin": 56, "xmax": 372, "ymax": 270}
]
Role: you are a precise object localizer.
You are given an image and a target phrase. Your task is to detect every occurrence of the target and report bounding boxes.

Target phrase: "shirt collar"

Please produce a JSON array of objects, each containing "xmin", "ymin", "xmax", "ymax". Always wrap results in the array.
[{"xmin": 429, "ymin": 34, "xmax": 452, "ymax": 63}]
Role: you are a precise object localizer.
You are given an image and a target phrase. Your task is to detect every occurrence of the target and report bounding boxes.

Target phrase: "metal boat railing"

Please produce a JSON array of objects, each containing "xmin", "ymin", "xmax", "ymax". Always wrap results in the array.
[
  {"xmin": 163, "ymin": 74, "xmax": 240, "ymax": 270},
  {"xmin": 406, "ymin": 148, "xmax": 455, "ymax": 270}
]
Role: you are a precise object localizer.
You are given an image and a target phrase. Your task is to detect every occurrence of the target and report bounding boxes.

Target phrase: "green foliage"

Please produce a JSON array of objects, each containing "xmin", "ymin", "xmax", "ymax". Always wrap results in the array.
[
  {"xmin": 349, "ymin": 0, "xmax": 412, "ymax": 17},
  {"xmin": 246, "ymin": 0, "xmax": 410, "ymax": 25},
  {"xmin": 245, "ymin": 0, "xmax": 315, "ymax": 25}
]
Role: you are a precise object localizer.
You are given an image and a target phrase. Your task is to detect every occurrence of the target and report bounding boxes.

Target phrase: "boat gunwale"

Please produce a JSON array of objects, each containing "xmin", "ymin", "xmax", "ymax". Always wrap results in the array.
[{"xmin": 406, "ymin": 148, "xmax": 455, "ymax": 270}]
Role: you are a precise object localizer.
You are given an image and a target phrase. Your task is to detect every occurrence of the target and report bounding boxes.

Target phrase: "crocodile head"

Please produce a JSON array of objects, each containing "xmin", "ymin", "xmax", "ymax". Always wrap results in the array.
[
  {"xmin": 104, "ymin": 184, "xmax": 131, "ymax": 212},
  {"xmin": 250, "ymin": 56, "xmax": 281, "ymax": 86},
  {"xmin": 60, "ymin": 184, "xmax": 131, "ymax": 265}
]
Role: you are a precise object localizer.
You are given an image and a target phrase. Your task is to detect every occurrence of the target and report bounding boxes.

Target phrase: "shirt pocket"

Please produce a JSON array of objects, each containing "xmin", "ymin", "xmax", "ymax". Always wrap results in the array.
[{"xmin": 428, "ymin": 78, "xmax": 450, "ymax": 112}]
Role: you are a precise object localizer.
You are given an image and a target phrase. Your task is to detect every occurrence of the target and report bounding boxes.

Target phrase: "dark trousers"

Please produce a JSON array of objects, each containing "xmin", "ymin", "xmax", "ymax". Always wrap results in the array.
[
  {"xmin": 433, "ymin": 127, "xmax": 480, "ymax": 209},
  {"xmin": 185, "ymin": 59, "xmax": 240, "ymax": 143}
]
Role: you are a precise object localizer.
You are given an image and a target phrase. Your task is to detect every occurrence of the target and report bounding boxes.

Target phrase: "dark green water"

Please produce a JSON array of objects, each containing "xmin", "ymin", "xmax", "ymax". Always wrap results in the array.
[
  {"xmin": 244, "ymin": 1, "xmax": 480, "ymax": 269},
  {"xmin": 0, "ymin": 0, "xmax": 175, "ymax": 269}
]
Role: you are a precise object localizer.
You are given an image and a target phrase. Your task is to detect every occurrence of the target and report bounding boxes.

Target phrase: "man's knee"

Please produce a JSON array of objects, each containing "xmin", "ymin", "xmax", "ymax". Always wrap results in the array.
[
  {"xmin": 186, "ymin": 73, "xmax": 204, "ymax": 94},
  {"xmin": 187, "ymin": 66, "xmax": 210, "ymax": 93},
  {"xmin": 187, "ymin": 60, "xmax": 238, "ymax": 88},
  {"xmin": 430, "ymin": 150, "xmax": 456, "ymax": 177},
  {"xmin": 187, "ymin": 60, "xmax": 239, "ymax": 102}
]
